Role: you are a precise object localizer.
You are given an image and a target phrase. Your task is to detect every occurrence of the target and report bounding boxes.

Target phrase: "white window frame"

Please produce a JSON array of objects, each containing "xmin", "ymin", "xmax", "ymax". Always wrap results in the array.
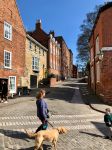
[
  {"xmin": 96, "ymin": 36, "xmax": 99, "ymax": 55},
  {"xmin": 4, "ymin": 21, "xmax": 12, "ymax": 41},
  {"xmin": 32, "ymin": 57, "xmax": 39, "ymax": 71},
  {"xmin": 9, "ymin": 76, "xmax": 16, "ymax": 94},
  {"xmin": 4, "ymin": 50, "xmax": 12, "ymax": 69}
]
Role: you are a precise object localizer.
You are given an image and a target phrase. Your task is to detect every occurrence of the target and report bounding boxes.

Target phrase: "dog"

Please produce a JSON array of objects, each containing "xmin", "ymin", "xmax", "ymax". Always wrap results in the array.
[{"xmin": 25, "ymin": 127, "xmax": 67, "ymax": 150}]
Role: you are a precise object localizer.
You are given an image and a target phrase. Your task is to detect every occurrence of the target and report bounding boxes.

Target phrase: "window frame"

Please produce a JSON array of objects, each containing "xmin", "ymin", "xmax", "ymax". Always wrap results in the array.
[
  {"xmin": 95, "ymin": 36, "xmax": 99, "ymax": 55},
  {"xmin": 9, "ymin": 76, "xmax": 16, "ymax": 94},
  {"xmin": 4, "ymin": 50, "xmax": 12, "ymax": 69},
  {"xmin": 32, "ymin": 56, "xmax": 39, "ymax": 71},
  {"xmin": 4, "ymin": 21, "xmax": 12, "ymax": 41}
]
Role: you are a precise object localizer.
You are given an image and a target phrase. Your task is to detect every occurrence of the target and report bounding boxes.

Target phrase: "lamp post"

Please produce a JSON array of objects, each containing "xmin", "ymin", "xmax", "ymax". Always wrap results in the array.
[{"xmin": 97, "ymin": 51, "xmax": 104, "ymax": 61}]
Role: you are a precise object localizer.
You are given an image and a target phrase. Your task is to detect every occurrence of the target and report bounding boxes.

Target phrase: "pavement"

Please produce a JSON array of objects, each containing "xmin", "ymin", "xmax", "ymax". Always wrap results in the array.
[
  {"xmin": 0, "ymin": 79, "xmax": 111, "ymax": 114},
  {"xmin": 0, "ymin": 79, "xmax": 112, "ymax": 150},
  {"xmin": 79, "ymin": 82, "xmax": 112, "ymax": 113}
]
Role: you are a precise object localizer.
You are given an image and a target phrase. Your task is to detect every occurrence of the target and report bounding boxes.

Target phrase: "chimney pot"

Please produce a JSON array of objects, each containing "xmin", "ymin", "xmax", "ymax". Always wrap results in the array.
[{"xmin": 36, "ymin": 19, "xmax": 42, "ymax": 30}]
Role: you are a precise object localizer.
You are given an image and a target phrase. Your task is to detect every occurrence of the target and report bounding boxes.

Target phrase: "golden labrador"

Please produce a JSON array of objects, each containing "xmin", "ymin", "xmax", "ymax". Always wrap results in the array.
[{"xmin": 25, "ymin": 127, "xmax": 67, "ymax": 150}]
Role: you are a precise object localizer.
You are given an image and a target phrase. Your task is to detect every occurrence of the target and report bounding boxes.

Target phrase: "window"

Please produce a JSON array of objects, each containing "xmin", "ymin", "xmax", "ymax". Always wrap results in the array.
[
  {"xmin": 96, "ymin": 61, "xmax": 100, "ymax": 82},
  {"xmin": 35, "ymin": 45, "xmax": 37, "ymax": 52},
  {"xmin": 50, "ymin": 43, "xmax": 53, "ymax": 54},
  {"xmin": 9, "ymin": 76, "xmax": 16, "ymax": 94},
  {"xmin": 4, "ymin": 50, "xmax": 12, "ymax": 69},
  {"xmin": 43, "ymin": 50, "xmax": 44, "ymax": 56},
  {"xmin": 4, "ymin": 22, "xmax": 12, "ymax": 40},
  {"xmin": 96, "ymin": 36, "xmax": 99, "ymax": 55},
  {"xmin": 32, "ymin": 57, "xmax": 39, "ymax": 71},
  {"xmin": 29, "ymin": 41, "xmax": 32, "ymax": 49},
  {"xmin": 56, "ymin": 48, "xmax": 57, "ymax": 56},
  {"xmin": 50, "ymin": 57, "xmax": 52, "ymax": 68}
]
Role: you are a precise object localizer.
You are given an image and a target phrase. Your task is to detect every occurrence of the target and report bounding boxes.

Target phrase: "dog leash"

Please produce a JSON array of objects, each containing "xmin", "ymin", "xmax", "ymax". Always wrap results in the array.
[{"xmin": 48, "ymin": 120, "xmax": 54, "ymax": 127}]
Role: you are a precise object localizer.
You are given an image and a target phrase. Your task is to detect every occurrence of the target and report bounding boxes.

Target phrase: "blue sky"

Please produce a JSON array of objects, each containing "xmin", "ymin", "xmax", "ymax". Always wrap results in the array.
[{"xmin": 17, "ymin": 0, "xmax": 105, "ymax": 64}]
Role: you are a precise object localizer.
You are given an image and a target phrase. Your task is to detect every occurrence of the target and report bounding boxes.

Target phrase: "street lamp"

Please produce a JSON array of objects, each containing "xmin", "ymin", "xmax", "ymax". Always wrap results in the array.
[{"xmin": 97, "ymin": 51, "xmax": 104, "ymax": 61}]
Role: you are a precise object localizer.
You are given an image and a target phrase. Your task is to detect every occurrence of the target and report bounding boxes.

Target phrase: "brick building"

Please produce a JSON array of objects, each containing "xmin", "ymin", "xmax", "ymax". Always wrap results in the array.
[
  {"xmin": 0, "ymin": 0, "xmax": 26, "ymax": 95},
  {"xmin": 69, "ymin": 49, "xmax": 73, "ymax": 77},
  {"xmin": 90, "ymin": 2, "xmax": 112, "ymax": 102},
  {"xmin": 28, "ymin": 20, "xmax": 61, "ymax": 81},
  {"xmin": 72, "ymin": 65, "xmax": 77, "ymax": 78},
  {"xmin": 25, "ymin": 34, "xmax": 48, "ymax": 89},
  {"xmin": 55, "ymin": 36, "xmax": 72, "ymax": 79}
]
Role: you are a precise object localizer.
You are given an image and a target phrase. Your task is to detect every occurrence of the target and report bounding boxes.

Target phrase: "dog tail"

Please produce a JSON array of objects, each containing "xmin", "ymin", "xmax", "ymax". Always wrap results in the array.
[{"xmin": 24, "ymin": 129, "xmax": 37, "ymax": 138}]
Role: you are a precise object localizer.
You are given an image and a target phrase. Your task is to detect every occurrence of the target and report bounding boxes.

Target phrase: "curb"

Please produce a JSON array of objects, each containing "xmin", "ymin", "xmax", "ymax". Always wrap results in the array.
[
  {"xmin": 0, "ymin": 133, "xmax": 5, "ymax": 150},
  {"xmin": 89, "ymin": 103, "xmax": 105, "ymax": 114}
]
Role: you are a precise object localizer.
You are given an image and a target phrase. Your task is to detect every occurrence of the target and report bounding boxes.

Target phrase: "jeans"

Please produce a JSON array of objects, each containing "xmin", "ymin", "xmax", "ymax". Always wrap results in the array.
[
  {"xmin": 106, "ymin": 126, "xmax": 112, "ymax": 139},
  {"xmin": 1, "ymin": 93, "xmax": 7, "ymax": 101},
  {"xmin": 35, "ymin": 118, "xmax": 48, "ymax": 133}
]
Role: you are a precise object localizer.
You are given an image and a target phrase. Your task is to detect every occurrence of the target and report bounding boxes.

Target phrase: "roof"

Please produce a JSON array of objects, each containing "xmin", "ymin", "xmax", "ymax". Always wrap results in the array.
[
  {"xmin": 27, "ymin": 34, "xmax": 48, "ymax": 51},
  {"xmin": 89, "ymin": 2, "xmax": 112, "ymax": 41},
  {"xmin": 55, "ymin": 36, "xmax": 69, "ymax": 49}
]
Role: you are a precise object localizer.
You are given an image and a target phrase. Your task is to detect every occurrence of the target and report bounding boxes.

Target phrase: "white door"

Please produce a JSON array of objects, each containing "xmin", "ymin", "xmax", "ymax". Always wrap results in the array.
[{"xmin": 9, "ymin": 76, "xmax": 16, "ymax": 94}]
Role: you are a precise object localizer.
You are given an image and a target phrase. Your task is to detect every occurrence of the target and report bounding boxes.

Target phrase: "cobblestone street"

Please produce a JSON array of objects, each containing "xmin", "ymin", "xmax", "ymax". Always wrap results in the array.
[{"xmin": 0, "ymin": 79, "xmax": 112, "ymax": 150}]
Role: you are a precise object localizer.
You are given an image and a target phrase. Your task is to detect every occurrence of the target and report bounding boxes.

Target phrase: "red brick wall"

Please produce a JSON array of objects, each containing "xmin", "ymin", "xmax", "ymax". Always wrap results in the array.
[
  {"xmin": 90, "ymin": 5, "xmax": 112, "ymax": 102},
  {"xmin": 101, "ymin": 7, "xmax": 112, "ymax": 47},
  {"xmin": 56, "ymin": 37, "xmax": 69, "ymax": 78},
  {"xmin": 0, "ymin": 0, "xmax": 26, "ymax": 92},
  {"xmin": 100, "ymin": 51, "xmax": 112, "ymax": 102}
]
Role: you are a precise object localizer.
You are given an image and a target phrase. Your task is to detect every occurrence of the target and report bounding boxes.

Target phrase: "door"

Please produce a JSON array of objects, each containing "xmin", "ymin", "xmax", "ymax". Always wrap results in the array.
[
  {"xmin": 0, "ymin": 78, "xmax": 8, "ymax": 95},
  {"xmin": 9, "ymin": 76, "xmax": 16, "ymax": 94},
  {"xmin": 30, "ymin": 75, "xmax": 37, "ymax": 88}
]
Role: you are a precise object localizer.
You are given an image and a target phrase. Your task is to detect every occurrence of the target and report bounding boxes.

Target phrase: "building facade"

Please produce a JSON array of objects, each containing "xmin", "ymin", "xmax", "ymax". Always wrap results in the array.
[
  {"xmin": 56, "ymin": 36, "xmax": 72, "ymax": 79},
  {"xmin": 28, "ymin": 20, "xmax": 61, "ymax": 80},
  {"xmin": 25, "ymin": 34, "xmax": 47, "ymax": 89},
  {"xmin": 90, "ymin": 2, "xmax": 112, "ymax": 102},
  {"xmin": 0, "ymin": 0, "xmax": 26, "ymax": 94},
  {"xmin": 69, "ymin": 49, "xmax": 73, "ymax": 78},
  {"xmin": 72, "ymin": 65, "xmax": 77, "ymax": 78}
]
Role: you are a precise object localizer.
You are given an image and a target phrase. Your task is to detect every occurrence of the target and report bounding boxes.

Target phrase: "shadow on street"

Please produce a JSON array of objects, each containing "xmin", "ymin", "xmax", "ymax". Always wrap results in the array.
[
  {"xmin": 19, "ymin": 144, "xmax": 51, "ymax": 150},
  {"xmin": 0, "ymin": 129, "xmax": 29, "ymax": 142},
  {"xmin": 80, "ymin": 121, "xmax": 108, "ymax": 139},
  {"xmin": 90, "ymin": 121, "xmax": 110, "ymax": 139},
  {"xmin": 0, "ymin": 129, "xmax": 52, "ymax": 149},
  {"xmin": 80, "ymin": 131, "xmax": 103, "ymax": 138}
]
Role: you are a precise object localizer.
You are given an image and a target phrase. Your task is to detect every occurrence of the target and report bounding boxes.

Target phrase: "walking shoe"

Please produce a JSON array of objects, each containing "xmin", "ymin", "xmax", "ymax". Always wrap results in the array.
[
  {"xmin": 4, "ymin": 101, "xmax": 8, "ymax": 103},
  {"xmin": 1, "ymin": 100, "xmax": 4, "ymax": 103}
]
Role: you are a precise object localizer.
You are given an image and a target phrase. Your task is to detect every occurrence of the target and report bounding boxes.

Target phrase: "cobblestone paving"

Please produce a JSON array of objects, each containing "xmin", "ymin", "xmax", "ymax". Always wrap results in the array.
[{"xmin": 0, "ymin": 79, "xmax": 112, "ymax": 150}]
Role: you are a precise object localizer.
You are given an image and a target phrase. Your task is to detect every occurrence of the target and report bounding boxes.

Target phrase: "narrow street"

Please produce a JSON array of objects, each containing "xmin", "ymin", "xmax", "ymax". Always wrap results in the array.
[{"xmin": 0, "ymin": 79, "xmax": 112, "ymax": 150}]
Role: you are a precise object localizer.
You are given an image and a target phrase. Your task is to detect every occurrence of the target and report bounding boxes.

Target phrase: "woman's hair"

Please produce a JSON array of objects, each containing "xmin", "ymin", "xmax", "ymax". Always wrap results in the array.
[{"xmin": 36, "ymin": 89, "xmax": 45, "ymax": 100}]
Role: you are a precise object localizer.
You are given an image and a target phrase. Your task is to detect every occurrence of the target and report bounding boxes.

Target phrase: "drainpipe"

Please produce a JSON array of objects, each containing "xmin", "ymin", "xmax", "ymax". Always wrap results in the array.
[{"xmin": 93, "ymin": 32, "xmax": 96, "ymax": 94}]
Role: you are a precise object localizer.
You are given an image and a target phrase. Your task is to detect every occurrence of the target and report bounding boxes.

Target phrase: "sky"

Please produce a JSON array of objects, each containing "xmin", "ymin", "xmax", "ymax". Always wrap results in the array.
[{"xmin": 17, "ymin": 0, "xmax": 105, "ymax": 64}]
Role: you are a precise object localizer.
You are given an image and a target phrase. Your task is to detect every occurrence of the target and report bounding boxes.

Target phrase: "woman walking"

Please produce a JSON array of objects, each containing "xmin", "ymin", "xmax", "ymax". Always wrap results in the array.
[{"xmin": 35, "ymin": 89, "xmax": 49, "ymax": 133}]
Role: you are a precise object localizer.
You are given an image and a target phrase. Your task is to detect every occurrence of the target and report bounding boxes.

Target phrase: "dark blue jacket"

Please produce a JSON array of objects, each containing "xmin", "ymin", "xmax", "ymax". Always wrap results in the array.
[
  {"xmin": 104, "ymin": 113, "xmax": 112, "ymax": 127},
  {"xmin": 36, "ymin": 99, "xmax": 48, "ymax": 120}
]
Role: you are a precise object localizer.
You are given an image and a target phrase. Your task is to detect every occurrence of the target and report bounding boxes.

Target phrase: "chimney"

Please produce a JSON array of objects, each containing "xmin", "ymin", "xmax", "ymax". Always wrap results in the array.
[
  {"xmin": 49, "ymin": 30, "xmax": 55, "ymax": 37},
  {"xmin": 36, "ymin": 19, "xmax": 42, "ymax": 30}
]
